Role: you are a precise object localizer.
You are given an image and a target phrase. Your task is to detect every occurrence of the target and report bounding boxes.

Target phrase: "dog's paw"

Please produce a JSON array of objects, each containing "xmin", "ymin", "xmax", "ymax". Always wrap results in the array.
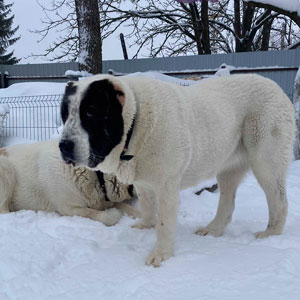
[
  {"xmin": 146, "ymin": 247, "xmax": 173, "ymax": 267},
  {"xmin": 100, "ymin": 208, "xmax": 123, "ymax": 226},
  {"xmin": 131, "ymin": 221, "xmax": 155, "ymax": 229},
  {"xmin": 195, "ymin": 227, "xmax": 223, "ymax": 237},
  {"xmin": 255, "ymin": 230, "xmax": 280, "ymax": 239}
]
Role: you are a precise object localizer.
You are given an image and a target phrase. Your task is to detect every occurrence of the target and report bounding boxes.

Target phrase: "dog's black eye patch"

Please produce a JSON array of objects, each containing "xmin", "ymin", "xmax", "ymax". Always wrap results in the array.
[
  {"xmin": 61, "ymin": 97, "xmax": 69, "ymax": 124},
  {"xmin": 61, "ymin": 84, "xmax": 77, "ymax": 124},
  {"xmin": 79, "ymin": 79, "xmax": 124, "ymax": 167}
]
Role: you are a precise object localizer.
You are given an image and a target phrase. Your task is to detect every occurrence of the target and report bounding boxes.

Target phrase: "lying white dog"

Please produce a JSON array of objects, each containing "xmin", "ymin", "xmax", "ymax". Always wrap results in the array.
[
  {"xmin": 59, "ymin": 74, "xmax": 295, "ymax": 266},
  {"xmin": 0, "ymin": 139, "xmax": 140, "ymax": 225}
]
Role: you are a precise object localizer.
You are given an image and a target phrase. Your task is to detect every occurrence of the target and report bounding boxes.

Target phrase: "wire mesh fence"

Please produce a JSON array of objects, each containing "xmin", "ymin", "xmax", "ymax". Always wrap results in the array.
[
  {"xmin": 0, "ymin": 94, "xmax": 63, "ymax": 142},
  {"xmin": 0, "ymin": 111, "xmax": 8, "ymax": 147}
]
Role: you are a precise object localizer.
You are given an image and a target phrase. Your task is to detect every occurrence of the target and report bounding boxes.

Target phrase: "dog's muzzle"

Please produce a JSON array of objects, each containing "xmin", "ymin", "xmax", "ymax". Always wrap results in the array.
[{"xmin": 59, "ymin": 139, "xmax": 76, "ymax": 166}]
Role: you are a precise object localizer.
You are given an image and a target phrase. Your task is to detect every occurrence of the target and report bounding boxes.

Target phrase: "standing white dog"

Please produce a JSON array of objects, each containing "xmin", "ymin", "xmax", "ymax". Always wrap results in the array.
[{"xmin": 59, "ymin": 74, "xmax": 295, "ymax": 266}]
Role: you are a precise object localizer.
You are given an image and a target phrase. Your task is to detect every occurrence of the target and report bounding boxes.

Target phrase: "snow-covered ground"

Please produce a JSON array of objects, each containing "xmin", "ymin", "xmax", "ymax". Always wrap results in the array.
[
  {"xmin": 0, "ymin": 159, "xmax": 299, "ymax": 300},
  {"xmin": 0, "ymin": 82, "xmax": 66, "ymax": 97},
  {"xmin": 0, "ymin": 73, "xmax": 300, "ymax": 299}
]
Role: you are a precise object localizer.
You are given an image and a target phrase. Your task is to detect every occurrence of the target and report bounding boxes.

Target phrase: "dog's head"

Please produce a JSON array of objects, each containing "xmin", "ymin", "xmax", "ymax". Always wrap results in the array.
[{"xmin": 59, "ymin": 75, "xmax": 131, "ymax": 170}]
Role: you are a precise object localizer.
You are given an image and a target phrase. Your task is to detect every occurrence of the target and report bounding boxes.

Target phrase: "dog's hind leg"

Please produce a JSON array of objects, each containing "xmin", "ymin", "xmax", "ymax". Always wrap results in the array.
[
  {"xmin": 196, "ymin": 161, "xmax": 248, "ymax": 237},
  {"xmin": 250, "ymin": 157, "xmax": 289, "ymax": 238},
  {"xmin": 244, "ymin": 112, "xmax": 294, "ymax": 238},
  {"xmin": 0, "ymin": 157, "xmax": 15, "ymax": 213}
]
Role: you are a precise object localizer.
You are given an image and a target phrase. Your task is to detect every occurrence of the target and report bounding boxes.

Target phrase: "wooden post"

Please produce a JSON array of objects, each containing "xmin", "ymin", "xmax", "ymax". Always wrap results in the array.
[{"xmin": 120, "ymin": 33, "xmax": 128, "ymax": 60}]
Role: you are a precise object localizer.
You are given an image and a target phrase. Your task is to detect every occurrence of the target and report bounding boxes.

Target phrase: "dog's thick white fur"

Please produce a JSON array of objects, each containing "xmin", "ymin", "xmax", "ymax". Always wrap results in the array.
[
  {"xmin": 0, "ymin": 139, "xmax": 140, "ymax": 225},
  {"xmin": 61, "ymin": 74, "xmax": 295, "ymax": 266}
]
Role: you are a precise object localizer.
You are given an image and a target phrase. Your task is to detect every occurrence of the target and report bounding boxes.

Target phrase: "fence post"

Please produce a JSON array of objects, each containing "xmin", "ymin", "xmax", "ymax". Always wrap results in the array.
[{"xmin": 4, "ymin": 72, "xmax": 9, "ymax": 88}]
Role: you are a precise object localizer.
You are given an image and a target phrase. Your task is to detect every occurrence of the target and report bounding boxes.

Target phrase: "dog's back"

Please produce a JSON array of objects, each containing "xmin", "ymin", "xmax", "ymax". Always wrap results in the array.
[{"xmin": 0, "ymin": 141, "xmax": 60, "ymax": 212}]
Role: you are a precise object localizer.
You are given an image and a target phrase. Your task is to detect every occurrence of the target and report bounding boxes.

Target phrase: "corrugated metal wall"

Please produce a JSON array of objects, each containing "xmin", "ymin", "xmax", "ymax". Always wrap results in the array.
[
  {"xmin": 102, "ymin": 50, "xmax": 300, "ymax": 100},
  {"xmin": 0, "ymin": 50, "xmax": 299, "ymax": 99},
  {"xmin": 0, "ymin": 62, "xmax": 79, "ymax": 85},
  {"xmin": 103, "ymin": 49, "xmax": 300, "ymax": 72}
]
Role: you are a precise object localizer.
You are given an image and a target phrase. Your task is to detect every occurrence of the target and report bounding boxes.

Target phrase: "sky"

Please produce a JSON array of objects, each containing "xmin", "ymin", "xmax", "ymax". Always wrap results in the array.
[{"xmin": 9, "ymin": 0, "xmax": 131, "ymax": 64}]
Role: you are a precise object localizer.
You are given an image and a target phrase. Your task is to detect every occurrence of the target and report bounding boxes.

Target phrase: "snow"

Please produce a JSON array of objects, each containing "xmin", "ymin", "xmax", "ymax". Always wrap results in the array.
[
  {"xmin": 214, "ymin": 63, "xmax": 231, "ymax": 77},
  {"xmin": 293, "ymin": 67, "xmax": 300, "ymax": 159},
  {"xmin": 0, "ymin": 157, "xmax": 299, "ymax": 299},
  {"xmin": 244, "ymin": 0, "xmax": 300, "ymax": 16},
  {"xmin": 65, "ymin": 70, "xmax": 92, "ymax": 78},
  {"xmin": 0, "ymin": 104, "xmax": 10, "ymax": 115},
  {"xmin": 0, "ymin": 105, "xmax": 9, "ymax": 147},
  {"xmin": 0, "ymin": 82, "xmax": 66, "ymax": 97}
]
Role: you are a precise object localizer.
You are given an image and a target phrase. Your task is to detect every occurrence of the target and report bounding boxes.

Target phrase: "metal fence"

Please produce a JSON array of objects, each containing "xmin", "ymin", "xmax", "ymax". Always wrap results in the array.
[
  {"xmin": 0, "ymin": 50, "xmax": 298, "ymax": 142},
  {"xmin": 0, "ymin": 95, "xmax": 62, "ymax": 141}
]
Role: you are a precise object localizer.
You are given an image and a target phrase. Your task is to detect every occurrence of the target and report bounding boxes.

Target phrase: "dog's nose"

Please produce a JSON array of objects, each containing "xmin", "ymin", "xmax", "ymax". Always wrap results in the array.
[{"xmin": 59, "ymin": 139, "xmax": 75, "ymax": 164}]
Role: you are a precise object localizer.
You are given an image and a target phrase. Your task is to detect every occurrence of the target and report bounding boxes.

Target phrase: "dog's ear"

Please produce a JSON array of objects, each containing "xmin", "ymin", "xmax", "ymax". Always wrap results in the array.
[{"xmin": 112, "ymin": 83, "xmax": 125, "ymax": 106}]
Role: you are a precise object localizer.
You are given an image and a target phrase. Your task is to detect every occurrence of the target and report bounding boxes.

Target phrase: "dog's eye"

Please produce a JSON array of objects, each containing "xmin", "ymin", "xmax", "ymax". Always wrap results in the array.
[{"xmin": 86, "ymin": 105, "xmax": 95, "ymax": 118}]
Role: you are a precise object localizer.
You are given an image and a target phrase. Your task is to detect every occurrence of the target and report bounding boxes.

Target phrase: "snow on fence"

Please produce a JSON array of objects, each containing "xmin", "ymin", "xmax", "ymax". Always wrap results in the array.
[
  {"xmin": 0, "ymin": 95, "xmax": 62, "ymax": 141},
  {"xmin": 0, "ymin": 104, "xmax": 9, "ymax": 147}
]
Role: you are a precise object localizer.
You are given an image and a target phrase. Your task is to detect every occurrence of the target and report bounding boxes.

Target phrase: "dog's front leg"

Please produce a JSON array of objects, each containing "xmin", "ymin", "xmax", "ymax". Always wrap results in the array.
[
  {"xmin": 146, "ymin": 180, "xmax": 179, "ymax": 267},
  {"xmin": 131, "ymin": 184, "xmax": 156, "ymax": 229}
]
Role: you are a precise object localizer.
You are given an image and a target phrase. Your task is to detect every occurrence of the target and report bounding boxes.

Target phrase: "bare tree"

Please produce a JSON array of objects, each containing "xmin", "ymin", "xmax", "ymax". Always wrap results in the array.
[
  {"xmin": 74, "ymin": 0, "xmax": 102, "ymax": 73},
  {"xmin": 32, "ymin": 0, "xmax": 78, "ymax": 62},
  {"xmin": 102, "ymin": 0, "xmax": 216, "ymax": 57},
  {"xmin": 31, "ymin": 0, "xmax": 300, "ymax": 62},
  {"xmin": 32, "ymin": 0, "xmax": 102, "ymax": 73},
  {"xmin": 247, "ymin": 0, "xmax": 300, "ymax": 27},
  {"xmin": 246, "ymin": 0, "xmax": 300, "ymax": 50},
  {"xmin": 104, "ymin": 0, "xmax": 299, "ymax": 56},
  {"xmin": 209, "ymin": 0, "xmax": 279, "ymax": 52}
]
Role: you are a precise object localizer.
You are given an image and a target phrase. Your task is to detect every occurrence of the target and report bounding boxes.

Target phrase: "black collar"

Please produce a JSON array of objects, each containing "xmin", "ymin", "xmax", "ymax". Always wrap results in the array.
[
  {"xmin": 94, "ymin": 117, "xmax": 135, "ymax": 202},
  {"xmin": 95, "ymin": 170, "xmax": 134, "ymax": 202},
  {"xmin": 95, "ymin": 171, "xmax": 110, "ymax": 202},
  {"xmin": 120, "ymin": 116, "xmax": 135, "ymax": 161}
]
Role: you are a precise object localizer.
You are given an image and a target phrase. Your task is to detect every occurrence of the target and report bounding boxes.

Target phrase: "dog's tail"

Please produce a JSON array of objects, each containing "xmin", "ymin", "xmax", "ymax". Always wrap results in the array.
[{"xmin": 0, "ymin": 155, "xmax": 15, "ymax": 213}]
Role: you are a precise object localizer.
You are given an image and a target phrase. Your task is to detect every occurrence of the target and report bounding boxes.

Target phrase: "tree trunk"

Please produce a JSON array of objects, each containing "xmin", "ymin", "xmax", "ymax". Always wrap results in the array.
[
  {"xmin": 75, "ymin": 0, "xmax": 102, "ymax": 74},
  {"xmin": 260, "ymin": 18, "xmax": 273, "ymax": 51},
  {"xmin": 189, "ymin": 3, "xmax": 203, "ymax": 55},
  {"xmin": 234, "ymin": 0, "xmax": 242, "ymax": 52},
  {"xmin": 280, "ymin": 21, "xmax": 287, "ymax": 50},
  {"xmin": 240, "ymin": 3, "xmax": 255, "ymax": 52},
  {"xmin": 200, "ymin": 0, "xmax": 211, "ymax": 54}
]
